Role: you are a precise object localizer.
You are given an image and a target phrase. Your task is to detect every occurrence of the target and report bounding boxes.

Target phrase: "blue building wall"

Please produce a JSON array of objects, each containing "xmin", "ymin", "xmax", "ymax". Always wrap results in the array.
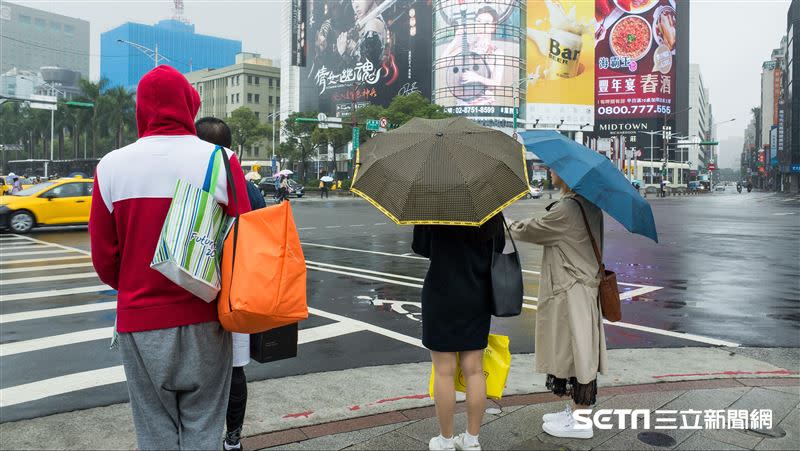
[{"xmin": 101, "ymin": 20, "xmax": 241, "ymax": 91}]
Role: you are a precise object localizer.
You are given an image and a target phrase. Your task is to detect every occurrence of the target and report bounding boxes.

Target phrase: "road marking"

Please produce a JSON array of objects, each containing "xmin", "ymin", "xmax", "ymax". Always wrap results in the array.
[
  {"xmin": 0, "ymin": 317, "xmax": 372, "ymax": 407},
  {"xmin": 0, "ymin": 366, "xmax": 127, "ymax": 408},
  {"xmin": 374, "ymin": 222, "xmax": 387, "ymax": 225},
  {"xmin": 309, "ymin": 307, "xmax": 424, "ymax": 349},
  {"xmin": 605, "ymin": 321, "xmax": 740, "ymax": 347},
  {"xmin": 306, "ymin": 260, "xmax": 425, "ymax": 282},
  {"xmin": 351, "ymin": 224, "xmax": 365, "ymax": 227},
  {"xmin": 302, "ymin": 242, "xmax": 427, "ymax": 260},
  {"xmin": 0, "ymin": 327, "xmax": 113, "ymax": 357},
  {"xmin": 0, "ymin": 255, "xmax": 91, "ymax": 265},
  {"xmin": 0, "ymin": 285, "xmax": 112, "ymax": 302},
  {"xmin": 0, "ymin": 244, "xmax": 51, "ymax": 251},
  {"xmin": 0, "ymin": 302, "xmax": 117, "ymax": 324},
  {"xmin": 0, "ymin": 249, "xmax": 77, "ymax": 257},
  {"xmin": 324, "ymin": 226, "xmax": 342, "ymax": 229},
  {"xmin": 7, "ymin": 234, "xmax": 91, "ymax": 255},
  {"xmin": 0, "ymin": 272, "xmax": 98, "ymax": 286},
  {"xmin": 0, "ymin": 262, "xmax": 94, "ymax": 274},
  {"xmin": 298, "ymin": 227, "xmax": 317, "ymax": 230},
  {"xmin": 619, "ymin": 285, "xmax": 663, "ymax": 300},
  {"xmin": 307, "ymin": 264, "xmax": 423, "ymax": 289}
]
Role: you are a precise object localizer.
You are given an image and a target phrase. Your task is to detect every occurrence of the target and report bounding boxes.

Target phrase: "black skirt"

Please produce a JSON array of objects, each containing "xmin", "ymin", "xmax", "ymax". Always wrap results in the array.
[{"xmin": 412, "ymin": 215, "xmax": 504, "ymax": 352}]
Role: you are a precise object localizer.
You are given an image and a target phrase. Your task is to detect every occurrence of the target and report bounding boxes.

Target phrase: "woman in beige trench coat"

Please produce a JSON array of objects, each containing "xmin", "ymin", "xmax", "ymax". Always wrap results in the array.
[{"xmin": 508, "ymin": 169, "xmax": 608, "ymax": 440}]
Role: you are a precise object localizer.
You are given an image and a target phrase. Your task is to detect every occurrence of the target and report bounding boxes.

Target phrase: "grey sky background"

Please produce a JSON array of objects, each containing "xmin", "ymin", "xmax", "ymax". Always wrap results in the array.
[{"xmin": 13, "ymin": 0, "xmax": 792, "ymax": 168}]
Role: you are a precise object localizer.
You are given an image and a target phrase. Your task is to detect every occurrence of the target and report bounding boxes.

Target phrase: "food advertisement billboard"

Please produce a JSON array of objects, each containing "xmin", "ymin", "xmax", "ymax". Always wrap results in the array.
[
  {"xmin": 594, "ymin": 0, "xmax": 677, "ymax": 121},
  {"xmin": 302, "ymin": 0, "xmax": 432, "ymax": 116},
  {"xmin": 432, "ymin": 0, "xmax": 524, "ymax": 119},
  {"xmin": 525, "ymin": 0, "xmax": 595, "ymax": 127}
]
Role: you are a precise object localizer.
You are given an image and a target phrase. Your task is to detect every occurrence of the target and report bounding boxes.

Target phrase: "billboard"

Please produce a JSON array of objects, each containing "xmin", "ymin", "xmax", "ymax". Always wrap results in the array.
[
  {"xmin": 432, "ymin": 0, "xmax": 524, "ymax": 119},
  {"xmin": 300, "ymin": 0, "xmax": 432, "ymax": 117},
  {"xmin": 594, "ymin": 0, "xmax": 677, "ymax": 121},
  {"xmin": 291, "ymin": 0, "xmax": 307, "ymax": 66},
  {"xmin": 525, "ymin": 0, "xmax": 594, "ymax": 128}
]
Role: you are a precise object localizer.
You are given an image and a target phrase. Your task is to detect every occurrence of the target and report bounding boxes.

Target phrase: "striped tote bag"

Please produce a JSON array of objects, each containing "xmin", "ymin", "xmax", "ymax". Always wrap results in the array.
[{"xmin": 151, "ymin": 146, "xmax": 233, "ymax": 302}]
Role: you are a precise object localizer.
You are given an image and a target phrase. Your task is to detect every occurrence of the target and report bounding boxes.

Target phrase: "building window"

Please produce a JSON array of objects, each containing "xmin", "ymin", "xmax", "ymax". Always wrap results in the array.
[
  {"xmin": 247, "ymin": 93, "xmax": 252, "ymax": 103},
  {"xmin": 254, "ymin": 77, "xmax": 259, "ymax": 85},
  {"xmin": 19, "ymin": 15, "xmax": 31, "ymax": 24},
  {"xmin": 35, "ymin": 18, "xmax": 46, "ymax": 29},
  {"xmin": 236, "ymin": 93, "xmax": 240, "ymax": 103},
  {"xmin": 237, "ymin": 75, "xmax": 241, "ymax": 85},
  {"xmin": 277, "ymin": 79, "xmax": 280, "ymax": 88},
  {"xmin": 255, "ymin": 112, "xmax": 260, "ymax": 119},
  {"xmin": 254, "ymin": 94, "xmax": 260, "ymax": 104},
  {"xmin": 269, "ymin": 78, "xmax": 273, "ymax": 87},
  {"xmin": 231, "ymin": 94, "xmax": 234, "ymax": 104},
  {"xmin": 247, "ymin": 75, "xmax": 253, "ymax": 84},
  {"xmin": 269, "ymin": 95, "xmax": 273, "ymax": 104},
  {"xmin": 63, "ymin": 24, "xmax": 74, "ymax": 35},
  {"xmin": 50, "ymin": 22, "xmax": 61, "ymax": 32}
]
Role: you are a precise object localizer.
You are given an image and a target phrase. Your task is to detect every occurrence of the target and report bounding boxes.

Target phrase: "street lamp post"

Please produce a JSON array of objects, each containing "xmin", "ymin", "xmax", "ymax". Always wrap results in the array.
[
  {"xmin": 21, "ymin": 77, "xmax": 66, "ymax": 177},
  {"xmin": 117, "ymin": 39, "xmax": 171, "ymax": 67}
]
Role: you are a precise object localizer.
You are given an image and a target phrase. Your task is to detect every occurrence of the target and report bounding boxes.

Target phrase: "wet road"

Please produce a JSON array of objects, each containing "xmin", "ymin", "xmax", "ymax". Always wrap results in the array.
[{"xmin": 1, "ymin": 191, "xmax": 798, "ymax": 422}]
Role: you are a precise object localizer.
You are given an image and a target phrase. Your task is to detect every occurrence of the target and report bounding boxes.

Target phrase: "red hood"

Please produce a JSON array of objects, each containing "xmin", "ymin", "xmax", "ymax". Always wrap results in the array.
[{"xmin": 136, "ymin": 65, "xmax": 200, "ymax": 138}]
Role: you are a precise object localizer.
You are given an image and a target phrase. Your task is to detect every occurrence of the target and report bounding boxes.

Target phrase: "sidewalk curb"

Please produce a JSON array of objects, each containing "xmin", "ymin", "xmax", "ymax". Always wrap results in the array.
[{"xmin": 241, "ymin": 376, "xmax": 800, "ymax": 450}]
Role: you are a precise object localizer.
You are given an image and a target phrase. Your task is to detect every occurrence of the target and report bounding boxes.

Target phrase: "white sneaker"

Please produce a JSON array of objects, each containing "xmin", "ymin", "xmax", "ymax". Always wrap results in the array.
[
  {"xmin": 542, "ymin": 403, "xmax": 572, "ymax": 425},
  {"xmin": 429, "ymin": 435, "xmax": 456, "ymax": 451},
  {"xmin": 542, "ymin": 417, "xmax": 593, "ymax": 439},
  {"xmin": 454, "ymin": 433, "xmax": 481, "ymax": 450}
]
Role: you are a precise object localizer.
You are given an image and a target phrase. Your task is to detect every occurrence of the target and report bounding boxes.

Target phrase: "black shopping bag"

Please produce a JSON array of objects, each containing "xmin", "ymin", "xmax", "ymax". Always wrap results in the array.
[{"xmin": 250, "ymin": 323, "xmax": 299, "ymax": 363}]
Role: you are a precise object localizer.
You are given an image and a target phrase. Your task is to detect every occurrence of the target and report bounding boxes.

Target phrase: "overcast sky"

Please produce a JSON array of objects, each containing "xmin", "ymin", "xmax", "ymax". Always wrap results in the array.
[{"xmin": 11, "ymin": 0, "xmax": 791, "ymax": 168}]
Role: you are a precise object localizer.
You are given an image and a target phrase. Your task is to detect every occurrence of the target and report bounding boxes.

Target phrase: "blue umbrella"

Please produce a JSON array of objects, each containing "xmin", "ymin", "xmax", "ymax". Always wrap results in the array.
[{"xmin": 521, "ymin": 130, "xmax": 658, "ymax": 242}]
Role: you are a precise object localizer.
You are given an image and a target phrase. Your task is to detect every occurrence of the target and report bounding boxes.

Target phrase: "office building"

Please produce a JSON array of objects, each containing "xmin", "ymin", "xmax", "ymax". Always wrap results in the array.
[
  {"xmin": 101, "ymin": 19, "xmax": 241, "ymax": 91},
  {"xmin": 0, "ymin": 2, "xmax": 89, "ymax": 79},
  {"xmin": 185, "ymin": 53, "xmax": 280, "ymax": 160}
]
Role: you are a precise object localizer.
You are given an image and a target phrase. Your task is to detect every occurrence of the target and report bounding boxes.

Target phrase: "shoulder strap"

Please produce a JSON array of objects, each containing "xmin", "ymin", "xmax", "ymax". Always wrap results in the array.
[{"xmin": 571, "ymin": 198, "xmax": 603, "ymax": 269}]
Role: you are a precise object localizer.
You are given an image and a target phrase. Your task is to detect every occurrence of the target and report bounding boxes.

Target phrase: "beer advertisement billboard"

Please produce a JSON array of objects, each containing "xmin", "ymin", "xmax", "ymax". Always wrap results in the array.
[
  {"xmin": 301, "ymin": 0, "xmax": 432, "ymax": 116},
  {"xmin": 594, "ymin": 0, "xmax": 677, "ymax": 122},
  {"xmin": 525, "ymin": 0, "xmax": 595, "ymax": 128},
  {"xmin": 432, "ymin": 0, "xmax": 524, "ymax": 119}
]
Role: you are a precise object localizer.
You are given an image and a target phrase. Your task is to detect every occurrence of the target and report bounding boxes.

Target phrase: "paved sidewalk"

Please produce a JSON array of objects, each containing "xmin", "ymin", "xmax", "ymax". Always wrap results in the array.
[{"xmin": 246, "ymin": 378, "xmax": 800, "ymax": 450}]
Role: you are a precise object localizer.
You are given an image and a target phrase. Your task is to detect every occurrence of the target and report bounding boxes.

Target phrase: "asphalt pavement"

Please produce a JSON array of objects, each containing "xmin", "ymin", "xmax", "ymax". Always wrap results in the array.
[{"xmin": 0, "ymin": 190, "xmax": 798, "ymax": 425}]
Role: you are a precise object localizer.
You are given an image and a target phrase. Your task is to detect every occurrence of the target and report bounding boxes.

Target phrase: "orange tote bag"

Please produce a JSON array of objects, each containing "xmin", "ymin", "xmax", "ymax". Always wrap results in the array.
[{"xmin": 218, "ymin": 199, "xmax": 308, "ymax": 334}]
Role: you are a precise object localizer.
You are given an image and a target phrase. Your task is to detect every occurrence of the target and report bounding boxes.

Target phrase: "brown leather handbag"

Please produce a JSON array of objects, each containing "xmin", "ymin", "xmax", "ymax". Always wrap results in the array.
[{"xmin": 573, "ymin": 199, "xmax": 622, "ymax": 322}]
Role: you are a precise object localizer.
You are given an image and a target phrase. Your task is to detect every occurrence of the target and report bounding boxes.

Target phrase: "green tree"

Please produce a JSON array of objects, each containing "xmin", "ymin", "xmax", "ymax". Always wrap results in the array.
[
  {"xmin": 99, "ymin": 86, "xmax": 136, "ymax": 149},
  {"xmin": 282, "ymin": 111, "xmax": 322, "ymax": 182},
  {"xmin": 227, "ymin": 107, "xmax": 268, "ymax": 160},
  {"xmin": 78, "ymin": 78, "xmax": 108, "ymax": 158}
]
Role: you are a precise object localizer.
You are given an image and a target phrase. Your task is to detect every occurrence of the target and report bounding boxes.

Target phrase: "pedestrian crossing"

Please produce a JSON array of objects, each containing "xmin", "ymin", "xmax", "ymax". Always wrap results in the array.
[{"xmin": 0, "ymin": 234, "xmax": 425, "ymax": 421}]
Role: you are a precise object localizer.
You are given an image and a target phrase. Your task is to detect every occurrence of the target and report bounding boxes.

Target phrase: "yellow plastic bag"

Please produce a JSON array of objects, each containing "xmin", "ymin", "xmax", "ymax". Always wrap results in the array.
[{"xmin": 429, "ymin": 334, "xmax": 511, "ymax": 400}]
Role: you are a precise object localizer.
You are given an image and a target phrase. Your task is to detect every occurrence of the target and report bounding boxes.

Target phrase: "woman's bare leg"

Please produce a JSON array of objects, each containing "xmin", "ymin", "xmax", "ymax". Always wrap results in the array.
[
  {"xmin": 431, "ymin": 351, "xmax": 457, "ymax": 438},
  {"xmin": 459, "ymin": 349, "xmax": 486, "ymax": 436}
]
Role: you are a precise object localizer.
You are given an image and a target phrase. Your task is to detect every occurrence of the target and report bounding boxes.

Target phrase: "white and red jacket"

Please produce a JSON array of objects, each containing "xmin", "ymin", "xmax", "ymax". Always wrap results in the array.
[{"xmin": 89, "ymin": 65, "xmax": 251, "ymax": 333}]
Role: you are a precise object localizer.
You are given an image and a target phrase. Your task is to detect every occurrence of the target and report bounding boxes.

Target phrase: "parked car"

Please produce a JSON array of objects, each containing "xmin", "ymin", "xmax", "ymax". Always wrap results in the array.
[
  {"xmin": 0, "ymin": 177, "xmax": 94, "ymax": 233},
  {"xmin": 258, "ymin": 178, "xmax": 305, "ymax": 199},
  {"xmin": 526, "ymin": 186, "xmax": 542, "ymax": 199}
]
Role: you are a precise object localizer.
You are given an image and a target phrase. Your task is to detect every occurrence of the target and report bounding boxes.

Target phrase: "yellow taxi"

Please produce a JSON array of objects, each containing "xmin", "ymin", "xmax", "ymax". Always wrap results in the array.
[
  {"xmin": 1, "ymin": 175, "xmax": 34, "ymax": 195},
  {"xmin": 0, "ymin": 177, "xmax": 94, "ymax": 233}
]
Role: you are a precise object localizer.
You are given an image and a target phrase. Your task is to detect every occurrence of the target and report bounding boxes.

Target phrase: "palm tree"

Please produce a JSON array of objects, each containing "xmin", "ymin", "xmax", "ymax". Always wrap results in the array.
[
  {"xmin": 78, "ymin": 78, "xmax": 109, "ymax": 158},
  {"xmin": 100, "ymin": 86, "xmax": 136, "ymax": 150}
]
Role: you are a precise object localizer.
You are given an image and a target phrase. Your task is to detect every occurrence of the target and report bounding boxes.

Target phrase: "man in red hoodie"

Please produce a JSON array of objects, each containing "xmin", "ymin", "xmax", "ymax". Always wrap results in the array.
[{"xmin": 89, "ymin": 65, "xmax": 251, "ymax": 450}]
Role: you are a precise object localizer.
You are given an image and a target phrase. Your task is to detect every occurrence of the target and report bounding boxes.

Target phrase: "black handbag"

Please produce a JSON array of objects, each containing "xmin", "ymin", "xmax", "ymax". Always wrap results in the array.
[
  {"xmin": 490, "ymin": 219, "xmax": 524, "ymax": 317},
  {"xmin": 250, "ymin": 323, "xmax": 299, "ymax": 364}
]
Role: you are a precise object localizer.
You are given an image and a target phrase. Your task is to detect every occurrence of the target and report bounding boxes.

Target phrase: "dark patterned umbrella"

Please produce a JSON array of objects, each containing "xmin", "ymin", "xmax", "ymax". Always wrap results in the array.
[{"xmin": 351, "ymin": 117, "xmax": 529, "ymax": 226}]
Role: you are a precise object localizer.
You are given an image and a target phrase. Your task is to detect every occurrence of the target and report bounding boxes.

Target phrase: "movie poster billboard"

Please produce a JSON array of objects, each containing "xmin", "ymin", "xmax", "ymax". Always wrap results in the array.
[
  {"xmin": 432, "ymin": 0, "xmax": 524, "ymax": 119},
  {"xmin": 594, "ymin": 0, "xmax": 677, "ymax": 124},
  {"xmin": 301, "ymin": 0, "xmax": 432, "ymax": 117},
  {"xmin": 525, "ymin": 0, "xmax": 594, "ymax": 128}
]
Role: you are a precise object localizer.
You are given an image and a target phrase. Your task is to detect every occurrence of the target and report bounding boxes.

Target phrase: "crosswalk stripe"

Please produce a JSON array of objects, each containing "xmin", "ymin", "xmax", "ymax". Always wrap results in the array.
[
  {"xmin": 0, "ymin": 262, "xmax": 94, "ymax": 274},
  {"xmin": 0, "ymin": 327, "xmax": 113, "ymax": 357},
  {"xmin": 0, "ymin": 249, "xmax": 77, "ymax": 257},
  {"xmin": 0, "ymin": 272, "xmax": 98, "ymax": 286},
  {"xmin": 0, "ymin": 285, "xmax": 112, "ymax": 302},
  {"xmin": 0, "ymin": 302, "xmax": 117, "ymax": 324},
  {"xmin": 0, "ymin": 244, "xmax": 52, "ymax": 251},
  {"xmin": 0, "ymin": 255, "xmax": 92, "ymax": 265},
  {"xmin": 0, "ymin": 317, "xmax": 367, "ymax": 407}
]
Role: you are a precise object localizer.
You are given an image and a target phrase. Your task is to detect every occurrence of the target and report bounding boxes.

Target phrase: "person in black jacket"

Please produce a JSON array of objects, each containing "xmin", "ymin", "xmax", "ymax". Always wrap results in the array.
[
  {"xmin": 195, "ymin": 116, "xmax": 264, "ymax": 451},
  {"xmin": 412, "ymin": 213, "xmax": 504, "ymax": 451}
]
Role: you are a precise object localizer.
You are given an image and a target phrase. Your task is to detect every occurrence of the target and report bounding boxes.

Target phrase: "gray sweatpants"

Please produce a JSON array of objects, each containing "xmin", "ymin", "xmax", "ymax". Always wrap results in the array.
[{"xmin": 119, "ymin": 321, "xmax": 232, "ymax": 450}]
